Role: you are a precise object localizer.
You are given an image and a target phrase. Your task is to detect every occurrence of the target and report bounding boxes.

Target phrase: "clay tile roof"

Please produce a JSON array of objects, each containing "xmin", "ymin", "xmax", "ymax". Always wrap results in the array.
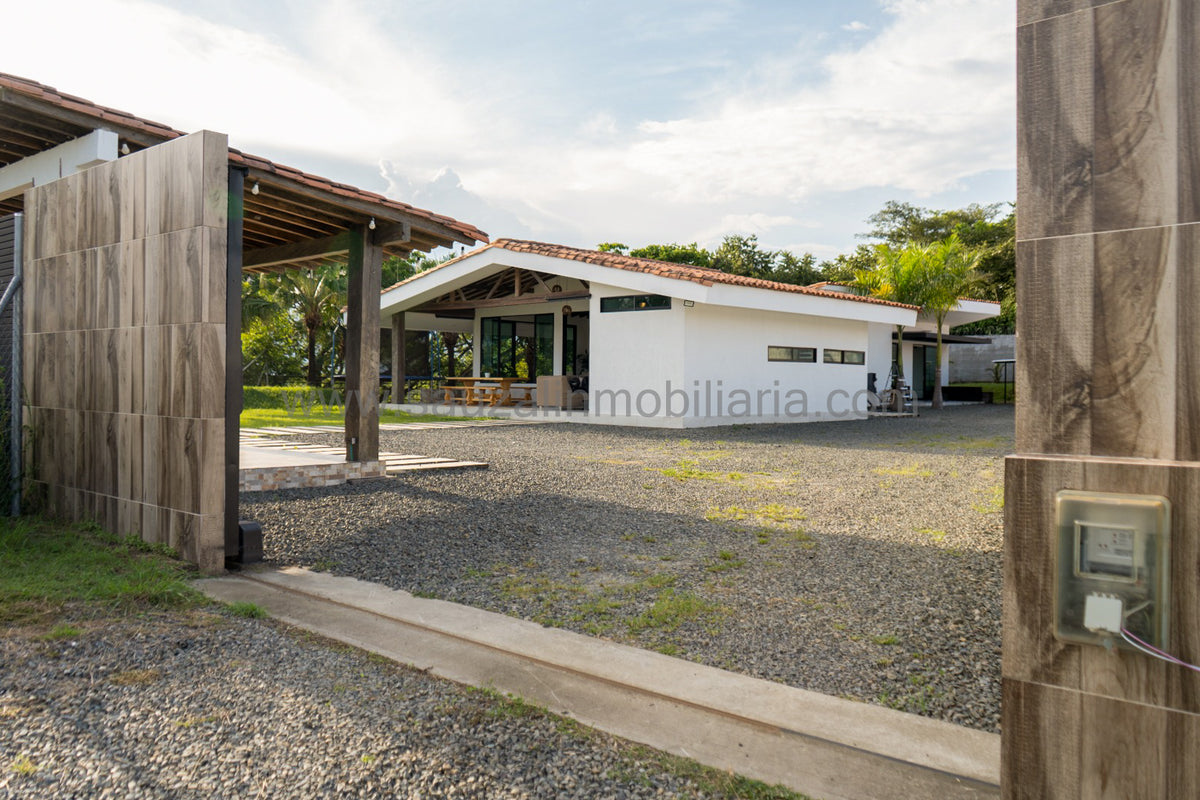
[
  {"xmin": 383, "ymin": 238, "xmax": 920, "ymax": 310},
  {"xmin": 0, "ymin": 72, "xmax": 487, "ymax": 246}
]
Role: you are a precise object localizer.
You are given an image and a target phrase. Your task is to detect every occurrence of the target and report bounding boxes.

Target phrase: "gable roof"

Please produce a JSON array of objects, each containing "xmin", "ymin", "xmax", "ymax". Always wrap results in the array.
[
  {"xmin": 0, "ymin": 72, "xmax": 487, "ymax": 252},
  {"xmin": 386, "ymin": 238, "xmax": 919, "ymax": 310}
]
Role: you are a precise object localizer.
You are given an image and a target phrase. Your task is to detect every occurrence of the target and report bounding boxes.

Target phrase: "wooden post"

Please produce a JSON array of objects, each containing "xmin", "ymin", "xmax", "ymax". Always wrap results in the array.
[
  {"xmin": 1007, "ymin": 2, "xmax": 1200, "ymax": 797},
  {"xmin": 344, "ymin": 224, "xmax": 381, "ymax": 462},
  {"xmin": 391, "ymin": 311, "xmax": 405, "ymax": 405}
]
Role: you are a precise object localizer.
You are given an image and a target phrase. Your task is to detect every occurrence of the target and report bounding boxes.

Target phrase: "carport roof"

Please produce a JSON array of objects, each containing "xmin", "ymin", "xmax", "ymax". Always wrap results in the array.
[{"xmin": 0, "ymin": 72, "xmax": 487, "ymax": 263}]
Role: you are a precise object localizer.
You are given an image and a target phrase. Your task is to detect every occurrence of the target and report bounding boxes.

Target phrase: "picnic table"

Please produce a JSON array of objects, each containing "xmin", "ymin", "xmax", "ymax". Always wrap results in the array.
[{"xmin": 441, "ymin": 376, "xmax": 534, "ymax": 406}]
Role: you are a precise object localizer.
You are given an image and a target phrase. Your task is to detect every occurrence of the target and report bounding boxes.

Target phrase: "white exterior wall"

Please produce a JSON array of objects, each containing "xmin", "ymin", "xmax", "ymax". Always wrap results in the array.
[
  {"xmin": 679, "ymin": 303, "xmax": 871, "ymax": 425},
  {"xmin": 587, "ymin": 283, "xmax": 686, "ymax": 426},
  {"xmin": 585, "ymin": 291, "xmax": 874, "ymax": 427},
  {"xmin": 867, "ymin": 323, "xmax": 894, "ymax": 391}
]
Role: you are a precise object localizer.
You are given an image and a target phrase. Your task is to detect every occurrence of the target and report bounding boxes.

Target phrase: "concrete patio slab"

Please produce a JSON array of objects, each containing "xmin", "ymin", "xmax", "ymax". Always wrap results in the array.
[{"xmin": 197, "ymin": 567, "xmax": 1000, "ymax": 800}]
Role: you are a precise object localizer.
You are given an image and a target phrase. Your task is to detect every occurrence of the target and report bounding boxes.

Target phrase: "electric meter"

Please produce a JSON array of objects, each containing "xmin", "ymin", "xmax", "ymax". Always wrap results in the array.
[{"xmin": 1053, "ymin": 490, "xmax": 1170, "ymax": 649}]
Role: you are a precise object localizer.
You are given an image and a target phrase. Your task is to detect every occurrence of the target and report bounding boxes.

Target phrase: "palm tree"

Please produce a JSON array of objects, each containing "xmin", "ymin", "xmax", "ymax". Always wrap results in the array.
[
  {"xmin": 916, "ymin": 234, "xmax": 982, "ymax": 409},
  {"xmin": 853, "ymin": 242, "xmax": 927, "ymax": 383},
  {"xmin": 278, "ymin": 269, "xmax": 343, "ymax": 387}
]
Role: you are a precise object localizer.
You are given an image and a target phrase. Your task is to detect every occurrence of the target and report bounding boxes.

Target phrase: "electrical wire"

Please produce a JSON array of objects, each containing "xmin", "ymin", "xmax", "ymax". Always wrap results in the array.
[{"xmin": 1120, "ymin": 628, "xmax": 1200, "ymax": 674}]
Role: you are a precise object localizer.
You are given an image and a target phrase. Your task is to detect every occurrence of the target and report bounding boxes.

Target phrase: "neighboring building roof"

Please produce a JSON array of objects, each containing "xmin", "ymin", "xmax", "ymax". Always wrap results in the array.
[
  {"xmin": 0, "ymin": 72, "xmax": 487, "ymax": 252},
  {"xmin": 385, "ymin": 238, "xmax": 920, "ymax": 310}
]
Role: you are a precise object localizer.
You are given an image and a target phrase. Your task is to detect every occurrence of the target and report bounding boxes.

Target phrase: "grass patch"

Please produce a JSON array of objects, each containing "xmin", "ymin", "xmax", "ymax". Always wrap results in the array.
[
  {"xmin": 705, "ymin": 550, "xmax": 746, "ymax": 573},
  {"xmin": 871, "ymin": 634, "xmax": 900, "ymax": 646},
  {"xmin": 972, "ymin": 485, "xmax": 1005, "ymax": 513},
  {"xmin": 658, "ymin": 459, "xmax": 724, "ymax": 482},
  {"xmin": 0, "ymin": 517, "xmax": 202, "ymax": 625},
  {"xmin": 917, "ymin": 528, "xmax": 946, "ymax": 542},
  {"xmin": 39, "ymin": 623, "xmax": 82, "ymax": 640},
  {"xmin": 241, "ymin": 406, "xmax": 471, "ymax": 429},
  {"xmin": 706, "ymin": 504, "xmax": 806, "ymax": 524},
  {"xmin": 9, "ymin": 754, "xmax": 37, "ymax": 776},
  {"xmin": 240, "ymin": 387, "xmax": 474, "ymax": 429},
  {"xmin": 628, "ymin": 589, "xmax": 722, "ymax": 635},
  {"xmin": 227, "ymin": 601, "xmax": 267, "ymax": 619}
]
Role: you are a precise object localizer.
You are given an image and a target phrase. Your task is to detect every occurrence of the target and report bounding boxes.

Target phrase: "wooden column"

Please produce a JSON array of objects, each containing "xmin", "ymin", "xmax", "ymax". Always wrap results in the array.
[
  {"xmin": 1008, "ymin": 1, "xmax": 1200, "ymax": 796},
  {"xmin": 390, "ymin": 312, "xmax": 405, "ymax": 405},
  {"xmin": 344, "ymin": 224, "xmax": 381, "ymax": 462}
]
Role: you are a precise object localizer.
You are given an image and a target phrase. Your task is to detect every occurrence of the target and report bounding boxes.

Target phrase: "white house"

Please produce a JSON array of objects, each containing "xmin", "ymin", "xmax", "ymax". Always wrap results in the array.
[{"xmin": 379, "ymin": 240, "xmax": 1001, "ymax": 427}]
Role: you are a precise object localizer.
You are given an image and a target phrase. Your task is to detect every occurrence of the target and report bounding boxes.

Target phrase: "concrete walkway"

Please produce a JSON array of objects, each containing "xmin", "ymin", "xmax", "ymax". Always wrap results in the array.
[{"xmin": 196, "ymin": 567, "xmax": 1000, "ymax": 800}]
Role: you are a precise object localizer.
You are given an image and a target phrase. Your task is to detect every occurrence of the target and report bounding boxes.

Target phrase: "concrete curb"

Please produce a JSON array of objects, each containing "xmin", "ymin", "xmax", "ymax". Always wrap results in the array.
[{"xmin": 197, "ymin": 567, "xmax": 1000, "ymax": 800}]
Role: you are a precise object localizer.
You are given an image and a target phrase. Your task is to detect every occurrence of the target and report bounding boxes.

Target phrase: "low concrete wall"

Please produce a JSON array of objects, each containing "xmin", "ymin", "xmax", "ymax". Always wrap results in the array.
[{"xmin": 948, "ymin": 335, "xmax": 1014, "ymax": 383}]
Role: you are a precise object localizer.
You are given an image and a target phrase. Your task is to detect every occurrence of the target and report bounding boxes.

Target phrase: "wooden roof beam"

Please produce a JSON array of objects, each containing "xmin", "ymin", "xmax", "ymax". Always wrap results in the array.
[
  {"xmin": 244, "ymin": 166, "xmax": 477, "ymax": 250},
  {"xmin": 243, "ymin": 230, "xmax": 355, "ymax": 271}
]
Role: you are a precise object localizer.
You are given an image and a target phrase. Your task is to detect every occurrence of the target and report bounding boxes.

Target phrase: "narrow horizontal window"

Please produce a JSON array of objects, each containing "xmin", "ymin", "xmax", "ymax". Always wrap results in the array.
[
  {"xmin": 600, "ymin": 294, "xmax": 671, "ymax": 312},
  {"xmin": 767, "ymin": 346, "xmax": 816, "ymax": 363},
  {"xmin": 823, "ymin": 349, "xmax": 865, "ymax": 365}
]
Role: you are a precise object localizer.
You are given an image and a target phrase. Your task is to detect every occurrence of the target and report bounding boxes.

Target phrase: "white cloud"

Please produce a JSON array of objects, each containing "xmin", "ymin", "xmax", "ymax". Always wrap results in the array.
[
  {"xmin": 433, "ymin": 0, "xmax": 1015, "ymax": 245},
  {"xmin": 694, "ymin": 213, "xmax": 799, "ymax": 247},
  {"xmin": 4, "ymin": 0, "xmax": 1015, "ymax": 254},
  {"xmin": 842, "ymin": 20, "xmax": 870, "ymax": 31},
  {"xmin": 5, "ymin": 0, "xmax": 485, "ymax": 162}
]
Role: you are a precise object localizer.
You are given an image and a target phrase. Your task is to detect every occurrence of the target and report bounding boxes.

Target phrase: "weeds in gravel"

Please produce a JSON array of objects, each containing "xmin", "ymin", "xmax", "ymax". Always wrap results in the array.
[
  {"xmin": 0, "ymin": 517, "xmax": 202, "ymax": 626},
  {"xmin": 706, "ymin": 504, "xmax": 806, "ymax": 524},
  {"xmin": 9, "ymin": 753, "xmax": 37, "ymax": 776},
  {"xmin": 917, "ymin": 528, "xmax": 947, "ymax": 542},
  {"xmin": 705, "ymin": 550, "xmax": 745, "ymax": 573},
  {"xmin": 39, "ymin": 623, "xmax": 81, "ymax": 640},
  {"xmin": 871, "ymin": 634, "xmax": 900, "ymax": 646},
  {"xmin": 228, "ymin": 601, "xmax": 268, "ymax": 619},
  {"xmin": 174, "ymin": 714, "xmax": 221, "ymax": 728},
  {"xmin": 971, "ymin": 485, "xmax": 1005, "ymax": 513},
  {"xmin": 627, "ymin": 589, "xmax": 723, "ymax": 635},
  {"xmin": 659, "ymin": 460, "xmax": 721, "ymax": 481}
]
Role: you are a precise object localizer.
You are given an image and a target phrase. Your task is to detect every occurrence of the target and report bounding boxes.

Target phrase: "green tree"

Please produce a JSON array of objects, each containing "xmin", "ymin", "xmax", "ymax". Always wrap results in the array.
[
  {"xmin": 774, "ymin": 251, "xmax": 823, "ymax": 286},
  {"xmin": 630, "ymin": 242, "xmax": 712, "ymax": 268},
  {"xmin": 858, "ymin": 200, "xmax": 1015, "ymax": 334},
  {"xmin": 276, "ymin": 268, "xmax": 343, "ymax": 387},
  {"xmin": 820, "ymin": 245, "xmax": 877, "ymax": 284},
  {"xmin": 864, "ymin": 201, "xmax": 1005, "ymax": 247},
  {"xmin": 917, "ymin": 235, "xmax": 983, "ymax": 409},
  {"xmin": 852, "ymin": 242, "xmax": 928, "ymax": 382},
  {"xmin": 242, "ymin": 312, "xmax": 303, "ymax": 385},
  {"xmin": 712, "ymin": 234, "xmax": 775, "ymax": 278}
]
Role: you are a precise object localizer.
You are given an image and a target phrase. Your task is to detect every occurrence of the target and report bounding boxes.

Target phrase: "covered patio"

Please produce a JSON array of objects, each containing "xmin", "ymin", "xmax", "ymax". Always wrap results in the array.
[{"xmin": 0, "ymin": 72, "xmax": 487, "ymax": 569}]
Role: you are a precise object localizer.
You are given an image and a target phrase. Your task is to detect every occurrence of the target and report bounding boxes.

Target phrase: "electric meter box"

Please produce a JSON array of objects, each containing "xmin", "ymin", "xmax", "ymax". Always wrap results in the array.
[{"xmin": 1053, "ymin": 490, "xmax": 1170, "ymax": 649}]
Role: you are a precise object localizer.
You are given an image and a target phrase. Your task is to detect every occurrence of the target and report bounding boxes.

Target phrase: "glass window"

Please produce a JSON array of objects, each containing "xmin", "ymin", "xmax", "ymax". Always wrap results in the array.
[
  {"xmin": 767, "ymin": 346, "xmax": 816, "ymax": 363},
  {"xmin": 600, "ymin": 294, "xmax": 671, "ymax": 312},
  {"xmin": 824, "ymin": 349, "xmax": 865, "ymax": 365}
]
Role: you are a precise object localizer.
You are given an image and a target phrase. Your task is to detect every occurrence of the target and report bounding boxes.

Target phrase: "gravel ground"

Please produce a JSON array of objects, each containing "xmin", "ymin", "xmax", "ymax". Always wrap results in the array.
[
  {"xmin": 0, "ymin": 609, "xmax": 754, "ymax": 799},
  {"xmin": 244, "ymin": 404, "xmax": 1011, "ymax": 734}
]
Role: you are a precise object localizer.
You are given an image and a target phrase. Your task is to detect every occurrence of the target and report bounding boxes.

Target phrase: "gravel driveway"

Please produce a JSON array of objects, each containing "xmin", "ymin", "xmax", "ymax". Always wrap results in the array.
[
  {"xmin": 245, "ymin": 405, "xmax": 1011, "ymax": 734},
  {"xmin": 0, "ymin": 610, "xmax": 750, "ymax": 798}
]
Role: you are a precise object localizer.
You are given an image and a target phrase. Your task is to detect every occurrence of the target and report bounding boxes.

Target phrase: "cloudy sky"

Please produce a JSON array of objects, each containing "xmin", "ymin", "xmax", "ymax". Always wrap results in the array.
[{"xmin": 6, "ymin": 0, "xmax": 1015, "ymax": 259}]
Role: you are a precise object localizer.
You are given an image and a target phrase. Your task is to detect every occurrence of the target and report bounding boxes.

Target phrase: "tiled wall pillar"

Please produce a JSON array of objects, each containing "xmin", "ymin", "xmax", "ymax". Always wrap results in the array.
[
  {"xmin": 23, "ymin": 131, "xmax": 228, "ymax": 573},
  {"xmin": 1009, "ymin": 1, "xmax": 1200, "ymax": 796}
]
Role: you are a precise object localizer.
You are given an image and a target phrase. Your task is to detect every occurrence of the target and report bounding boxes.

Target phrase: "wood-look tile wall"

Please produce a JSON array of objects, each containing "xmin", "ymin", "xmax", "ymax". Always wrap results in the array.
[
  {"xmin": 22, "ymin": 131, "xmax": 228, "ymax": 572},
  {"xmin": 1012, "ymin": 1, "xmax": 1200, "ymax": 796}
]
